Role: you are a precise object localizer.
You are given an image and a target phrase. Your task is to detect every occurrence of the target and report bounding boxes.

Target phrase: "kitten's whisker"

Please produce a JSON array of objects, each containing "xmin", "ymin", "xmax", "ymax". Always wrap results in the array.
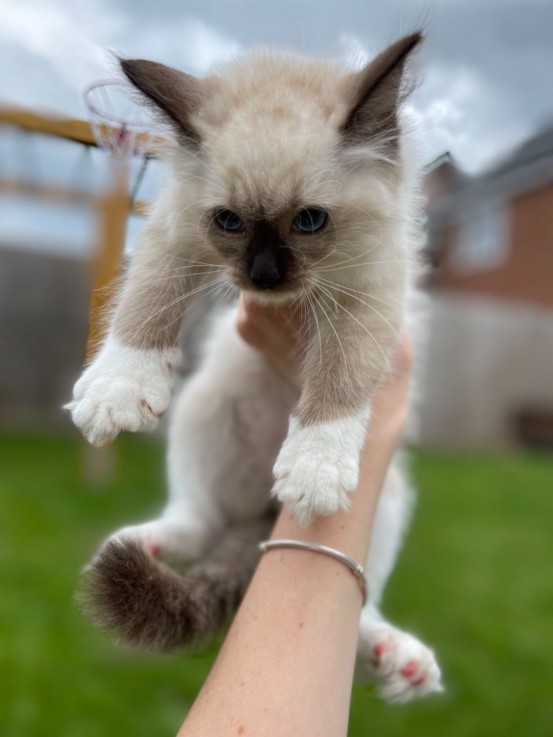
[
  {"xmin": 304, "ymin": 290, "xmax": 323, "ymax": 367},
  {"xmin": 315, "ymin": 259, "xmax": 412, "ymax": 273},
  {"xmin": 197, "ymin": 209, "xmax": 223, "ymax": 237},
  {"xmin": 153, "ymin": 270, "xmax": 225, "ymax": 282},
  {"xmin": 160, "ymin": 278, "xmax": 231, "ymax": 334},
  {"xmin": 309, "ymin": 248, "xmax": 337, "ymax": 269},
  {"xmin": 140, "ymin": 276, "xmax": 228, "ymax": 328},
  {"xmin": 173, "ymin": 143, "xmax": 221, "ymax": 180},
  {"xmin": 317, "ymin": 277, "xmax": 398, "ymax": 312},
  {"xmin": 175, "ymin": 173, "xmax": 225, "ymax": 191},
  {"xmin": 310, "ymin": 245, "xmax": 383, "ymax": 272},
  {"xmin": 222, "ymin": 282, "xmax": 238, "ymax": 303},
  {"xmin": 173, "ymin": 257, "xmax": 224, "ymax": 268},
  {"xmin": 315, "ymin": 284, "xmax": 391, "ymax": 372},
  {"xmin": 326, "ymin": 210, "xmax": 338, "ymax": 233},
  {"xmin": 316, "ymin": 279, "xmax": 400, "ymax": 339},
  {"xmin": 307, "ymin": 294, "xmax": 323, "ymax": 364},
  {"xmin": 315, "ymin": 251, "xmax": 367, "ymax": 270},
  {"xmin": 170, "ymin": 198, "xmax": 206, "ymax": 226},
  {"xmin": 160, "ymin": 265, "xmax": 224, "ymax": 276},
  {"xmin": 311, "ymin": 288, "xmax": 348, "ymax": 370},
  {"xmin": 294, "ymin": 290, "xmax": 311, "ymax": 351}
]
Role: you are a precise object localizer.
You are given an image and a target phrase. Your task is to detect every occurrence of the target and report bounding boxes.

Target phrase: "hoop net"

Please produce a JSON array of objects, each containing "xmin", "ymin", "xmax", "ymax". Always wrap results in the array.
[
  {"xmin": 83, "ymin": 80, "xmax": 158, "ymax": 362},
  {"xmin": 84, "ymin": 80, "xmax": 157, "ymax": 157}
]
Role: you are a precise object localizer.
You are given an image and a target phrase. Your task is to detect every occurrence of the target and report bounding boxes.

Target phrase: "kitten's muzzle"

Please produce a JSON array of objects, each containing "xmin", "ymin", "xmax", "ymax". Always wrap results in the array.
[
  {"xmin": 247, "ymin": 220, "xmax": 288, "ymax": 290},
  {"xmin": 248, "ymin": 247, "xmax": 286, "ymax": 289}
]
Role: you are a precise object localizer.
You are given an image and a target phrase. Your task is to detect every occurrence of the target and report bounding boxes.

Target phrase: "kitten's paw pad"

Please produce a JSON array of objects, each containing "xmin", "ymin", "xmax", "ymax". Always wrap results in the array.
[
  {"xmin": 106, "ymin": 522, "xmax": 167, "ymax": 558},
  {"xmin": 82, "ymin": 523, "xmax": 160, "ymax": 574},
  {"xmin": 272, "ymin": 412, "xmax": 368, "ymax": 525},
  {"xmin": 66, "ymin": 340, "xmax": 180, "ymax": 445},
  {"xmin": 361, "ymin": 625, "xmax": 443, "ymax": 703},
  {"xmin": 93, "ymin": 519, "xmax": 209, "ymax": 569}
]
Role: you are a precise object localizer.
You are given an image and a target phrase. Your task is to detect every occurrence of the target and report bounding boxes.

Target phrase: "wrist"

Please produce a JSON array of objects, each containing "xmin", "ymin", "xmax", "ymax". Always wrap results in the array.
[
  {"xmin": 259, "ymin": 539, "xmax": 367, "ymax": 605},
  {"xmin": 364, "ymin": 409, "xmax": 407, "ymax": 456}
]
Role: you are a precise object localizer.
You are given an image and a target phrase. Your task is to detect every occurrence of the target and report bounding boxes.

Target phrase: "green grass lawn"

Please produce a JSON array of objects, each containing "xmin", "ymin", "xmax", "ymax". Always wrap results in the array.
[{"xmin": 1, "ymin": 435, "xmax": 552, "ymax": 737}]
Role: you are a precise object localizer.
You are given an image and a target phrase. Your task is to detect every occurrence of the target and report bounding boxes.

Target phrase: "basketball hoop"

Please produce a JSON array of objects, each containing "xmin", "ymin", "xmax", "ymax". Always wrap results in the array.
[
  {"xmin": 84, "ymin": 79, "xmax": 157, "ymax": 157},
  {"xmin": 83, "ymin": 79, "xmax": 159, "ymax": 363}
]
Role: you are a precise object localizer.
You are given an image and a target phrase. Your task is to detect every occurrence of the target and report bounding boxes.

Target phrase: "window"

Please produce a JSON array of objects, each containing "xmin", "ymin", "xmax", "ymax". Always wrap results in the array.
[{"xmin": 453, "ymin": 200, "xmax": 510, "ymax": 273}]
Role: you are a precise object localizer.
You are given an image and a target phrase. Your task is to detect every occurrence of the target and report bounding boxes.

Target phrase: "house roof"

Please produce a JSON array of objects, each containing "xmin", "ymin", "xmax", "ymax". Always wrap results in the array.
[
  {"xmin": 427, "ymin": 123, "xmax": 553, "ymax": 223},
  {"xmin": 424, "ymin": 151, "xmax": 455, "ymax": 173},
  {"xmin": 500, "ymin": 124, "xmax": 553, "ymax": 171}
]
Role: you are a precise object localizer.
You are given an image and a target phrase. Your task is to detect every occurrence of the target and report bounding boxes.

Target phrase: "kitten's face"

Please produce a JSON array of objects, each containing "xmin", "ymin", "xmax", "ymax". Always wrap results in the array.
[
  {"xmin": 121, "ymin": 35, "xmax": 422, "ymax": 303},
  {"xmin": 200, "ymin": 124, "xmax": 345, "ymax": 302},
  {"xmin": 206, "ymin": 205, "xmax": 334, "ymax": 300}
]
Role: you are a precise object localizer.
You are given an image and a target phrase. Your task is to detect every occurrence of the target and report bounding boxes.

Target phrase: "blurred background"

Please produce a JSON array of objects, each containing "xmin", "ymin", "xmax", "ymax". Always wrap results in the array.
[{"xmin": 1, "ymin": 1, "xmax": 552, "ymax": 736}]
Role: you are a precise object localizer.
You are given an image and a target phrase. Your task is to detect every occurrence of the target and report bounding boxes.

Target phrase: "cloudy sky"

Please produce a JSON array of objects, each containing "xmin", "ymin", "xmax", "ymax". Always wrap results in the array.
[
  {"xmin": 1, "ymin": 0, "xmax": 552, "ymax": 253},
  {"xmin": 2, "ymin": 0, "xmax": 553, "ymax": 172}
]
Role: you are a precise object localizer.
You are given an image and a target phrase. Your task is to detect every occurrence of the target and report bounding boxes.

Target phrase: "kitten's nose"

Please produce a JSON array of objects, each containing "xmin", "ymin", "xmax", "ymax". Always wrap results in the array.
[{"xmin": 249, "ymin": 248, "xmax": 284, "ymax": 289}]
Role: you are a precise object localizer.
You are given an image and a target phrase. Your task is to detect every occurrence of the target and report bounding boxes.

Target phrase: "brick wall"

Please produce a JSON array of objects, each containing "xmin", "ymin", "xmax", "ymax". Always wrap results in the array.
[{"xmin": 432, "ymin": 181, "xmax": 553, "ymax": 308}]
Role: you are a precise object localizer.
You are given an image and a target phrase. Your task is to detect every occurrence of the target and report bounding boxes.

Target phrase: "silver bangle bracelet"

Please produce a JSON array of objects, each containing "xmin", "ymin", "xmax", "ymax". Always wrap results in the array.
[{"xmin": 258, "ymin": 539, "xmax": 368, "ymax": 606}]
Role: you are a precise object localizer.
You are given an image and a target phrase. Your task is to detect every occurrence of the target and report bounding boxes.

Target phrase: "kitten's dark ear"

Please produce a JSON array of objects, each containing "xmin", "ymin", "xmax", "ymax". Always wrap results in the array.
[
  {"xmin": 342, "ymin": 32, "xmax": 423, "ymax": 149},
  {"xmin": 120, "ymin": 58, "xmax": 203, "ymax": 145}
]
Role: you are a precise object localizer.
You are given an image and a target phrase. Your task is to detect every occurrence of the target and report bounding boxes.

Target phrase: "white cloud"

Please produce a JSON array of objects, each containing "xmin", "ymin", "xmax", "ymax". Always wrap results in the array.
[
  {"xmin": 0, "ymin": 0, "xmax": 123, "ymax": 114},
  {"xmin": 0, "ymin": 0, "xmax": 119, "ymax": 85},
  {"xmin": 108, "ymin": 15, "xmax": 241, "ymax": 75},
  {"xmin": 337, "ymin": 33, "xmax": 374, "ymax": 68},
  {"xmin": 411, "ymin": 63, "xmax": 534, "ymax": 172},
  {"xmin": 0, "ymin": 1, "xmax": 550, "ymax": 173},
  {"xmin": 0, "ymin": 2, "xmax": 241, "ymax": 117},
  {"xmin": 332, "ymin": 35, "xmax": 485, "ymax": 169},
  {"xmin": 173, "ymin": 18, "xmax": 241, "ymax": 74}
]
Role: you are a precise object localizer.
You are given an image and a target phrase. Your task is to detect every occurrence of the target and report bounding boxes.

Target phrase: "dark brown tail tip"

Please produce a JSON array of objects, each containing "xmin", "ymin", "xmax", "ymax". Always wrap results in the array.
[
  {"xmin": 76, "ymin": 517, "xmax": 271, "ymax": 655},
  {"xmin": 76, "ymin": 539, "xmax": 211, "ymax": 653}
]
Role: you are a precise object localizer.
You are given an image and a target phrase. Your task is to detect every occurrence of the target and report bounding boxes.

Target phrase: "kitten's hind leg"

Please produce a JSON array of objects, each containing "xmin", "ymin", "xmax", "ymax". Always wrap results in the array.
[
  {"xmin": 356, "ymin": 459, "xmax": 443, "ymax": 703},
  {"xmin": 81, "ymin": 516, "xmax": 274, "ymax": 652},
  {"xmin": 102, "ymin": 512, "xmax": 215, "ymax": 567},
  {"xmin": 357, "ymin": 606, "xmax": 443, "ymax": 703}
]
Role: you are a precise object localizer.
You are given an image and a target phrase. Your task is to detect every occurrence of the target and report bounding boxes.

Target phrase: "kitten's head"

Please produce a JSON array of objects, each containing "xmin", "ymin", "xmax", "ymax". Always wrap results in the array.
[{"xmin": 122, "ymin": 33, "xmax": 422, "ymax": 302}]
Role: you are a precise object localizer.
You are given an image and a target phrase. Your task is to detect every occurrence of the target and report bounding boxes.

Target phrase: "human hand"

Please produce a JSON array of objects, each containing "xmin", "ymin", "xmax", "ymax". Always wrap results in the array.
[
  {"xmin": 236, "ymin": 294, "xmax": 302, "ymax": 383},
  {"xmin": 366, "ymin": 332, "xmax": 413, "ymax": 448}
]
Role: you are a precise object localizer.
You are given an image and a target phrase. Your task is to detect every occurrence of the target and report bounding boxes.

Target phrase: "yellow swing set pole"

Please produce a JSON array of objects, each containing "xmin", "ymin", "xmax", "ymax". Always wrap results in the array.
[
  {"xmin": 86, "ymin": 158, "xmax": 130, "ymax": 363},
  {"xmin": 81, "ymin": 157, "xmax": 131, "ymax": 485}
]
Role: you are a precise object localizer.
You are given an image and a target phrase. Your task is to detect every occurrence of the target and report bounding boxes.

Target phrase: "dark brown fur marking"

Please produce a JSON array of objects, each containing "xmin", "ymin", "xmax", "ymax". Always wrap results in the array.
[
  {"xmin": 342, "ymin": 32, "xmax": 423, "ymax": 147},
  {"xmin": 77, "ymin": 517, "xmax": 274, "ymax": 652},
  {"xmin": 121, "ymin": 58, "xmax": 204, "ymax": 146},
  {"xmin": 246, "ymin": 220, "xmax": 289, "ymax": 288}
]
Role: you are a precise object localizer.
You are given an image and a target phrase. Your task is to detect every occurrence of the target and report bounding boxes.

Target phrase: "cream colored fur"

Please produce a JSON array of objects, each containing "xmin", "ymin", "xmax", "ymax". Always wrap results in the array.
[
  {"xmin": 68, "ymin": 35, "xmax": 443, "ymax": 702},
  {"xmin": 69, "ymin": 43, "xmax": 424, "ymax": 516}
]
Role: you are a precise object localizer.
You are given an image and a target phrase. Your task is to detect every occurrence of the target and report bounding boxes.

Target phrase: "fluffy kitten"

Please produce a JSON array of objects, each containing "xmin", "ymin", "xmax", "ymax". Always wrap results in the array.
[{"xmin": 69, "ymin": 32, "xmax": 443, "ymax": 703}]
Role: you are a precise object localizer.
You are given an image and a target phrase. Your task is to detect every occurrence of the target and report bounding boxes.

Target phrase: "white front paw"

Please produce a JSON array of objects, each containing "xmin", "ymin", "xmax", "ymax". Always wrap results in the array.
[
  {"xmin": 272, "ymin": 412, "xmax": 369, "ymax": 525},
  {"xmin": 65, "ymin": 337, "xmax": 180, "ymax": 445}
]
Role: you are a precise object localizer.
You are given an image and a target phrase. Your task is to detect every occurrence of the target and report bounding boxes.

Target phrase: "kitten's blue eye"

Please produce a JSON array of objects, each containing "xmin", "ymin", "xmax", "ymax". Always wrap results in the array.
[
  {"xmin": 214, "ymin": 209, "xmax": 245, "ymax": 232},
  {"xmin": 292, "ymin": 208, "xmax": 328, "ymax": 233}
]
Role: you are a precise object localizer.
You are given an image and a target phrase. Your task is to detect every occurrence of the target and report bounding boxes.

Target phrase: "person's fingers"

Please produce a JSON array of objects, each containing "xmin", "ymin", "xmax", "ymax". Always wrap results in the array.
[
  {"xmin": 236, "ymin": 294, "xmax": 302, "ymax": 380},
  {"xmin": 366, "ymin": 334, "xmax": 413, "ymax": 443},
  {"xmin": 390, "ymin": 333, "xmax": 414, "ymax": 380},
  {"xmin": 236, "ymin": 294, "xmax": 258, "ymax": 346}
]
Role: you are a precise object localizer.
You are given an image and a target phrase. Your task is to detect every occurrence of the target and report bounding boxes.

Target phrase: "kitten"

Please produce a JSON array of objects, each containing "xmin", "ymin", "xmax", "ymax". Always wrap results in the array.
[{"xmin": 69, "ymin": 32, "xmax": 443, "ymax": 703}]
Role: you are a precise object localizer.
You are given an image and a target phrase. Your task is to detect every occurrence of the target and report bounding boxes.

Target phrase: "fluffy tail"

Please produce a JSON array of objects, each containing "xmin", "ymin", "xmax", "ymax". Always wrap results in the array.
[{"xmin": 78, "ymin": 516, "xmax": 274, "ymax": 652}]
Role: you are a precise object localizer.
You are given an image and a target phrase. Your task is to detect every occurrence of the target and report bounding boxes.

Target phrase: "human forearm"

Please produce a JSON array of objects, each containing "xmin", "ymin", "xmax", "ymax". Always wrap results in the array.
[{"xmin": 178, "ymin": 420, "xmax": 400, "ymax": 737}]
